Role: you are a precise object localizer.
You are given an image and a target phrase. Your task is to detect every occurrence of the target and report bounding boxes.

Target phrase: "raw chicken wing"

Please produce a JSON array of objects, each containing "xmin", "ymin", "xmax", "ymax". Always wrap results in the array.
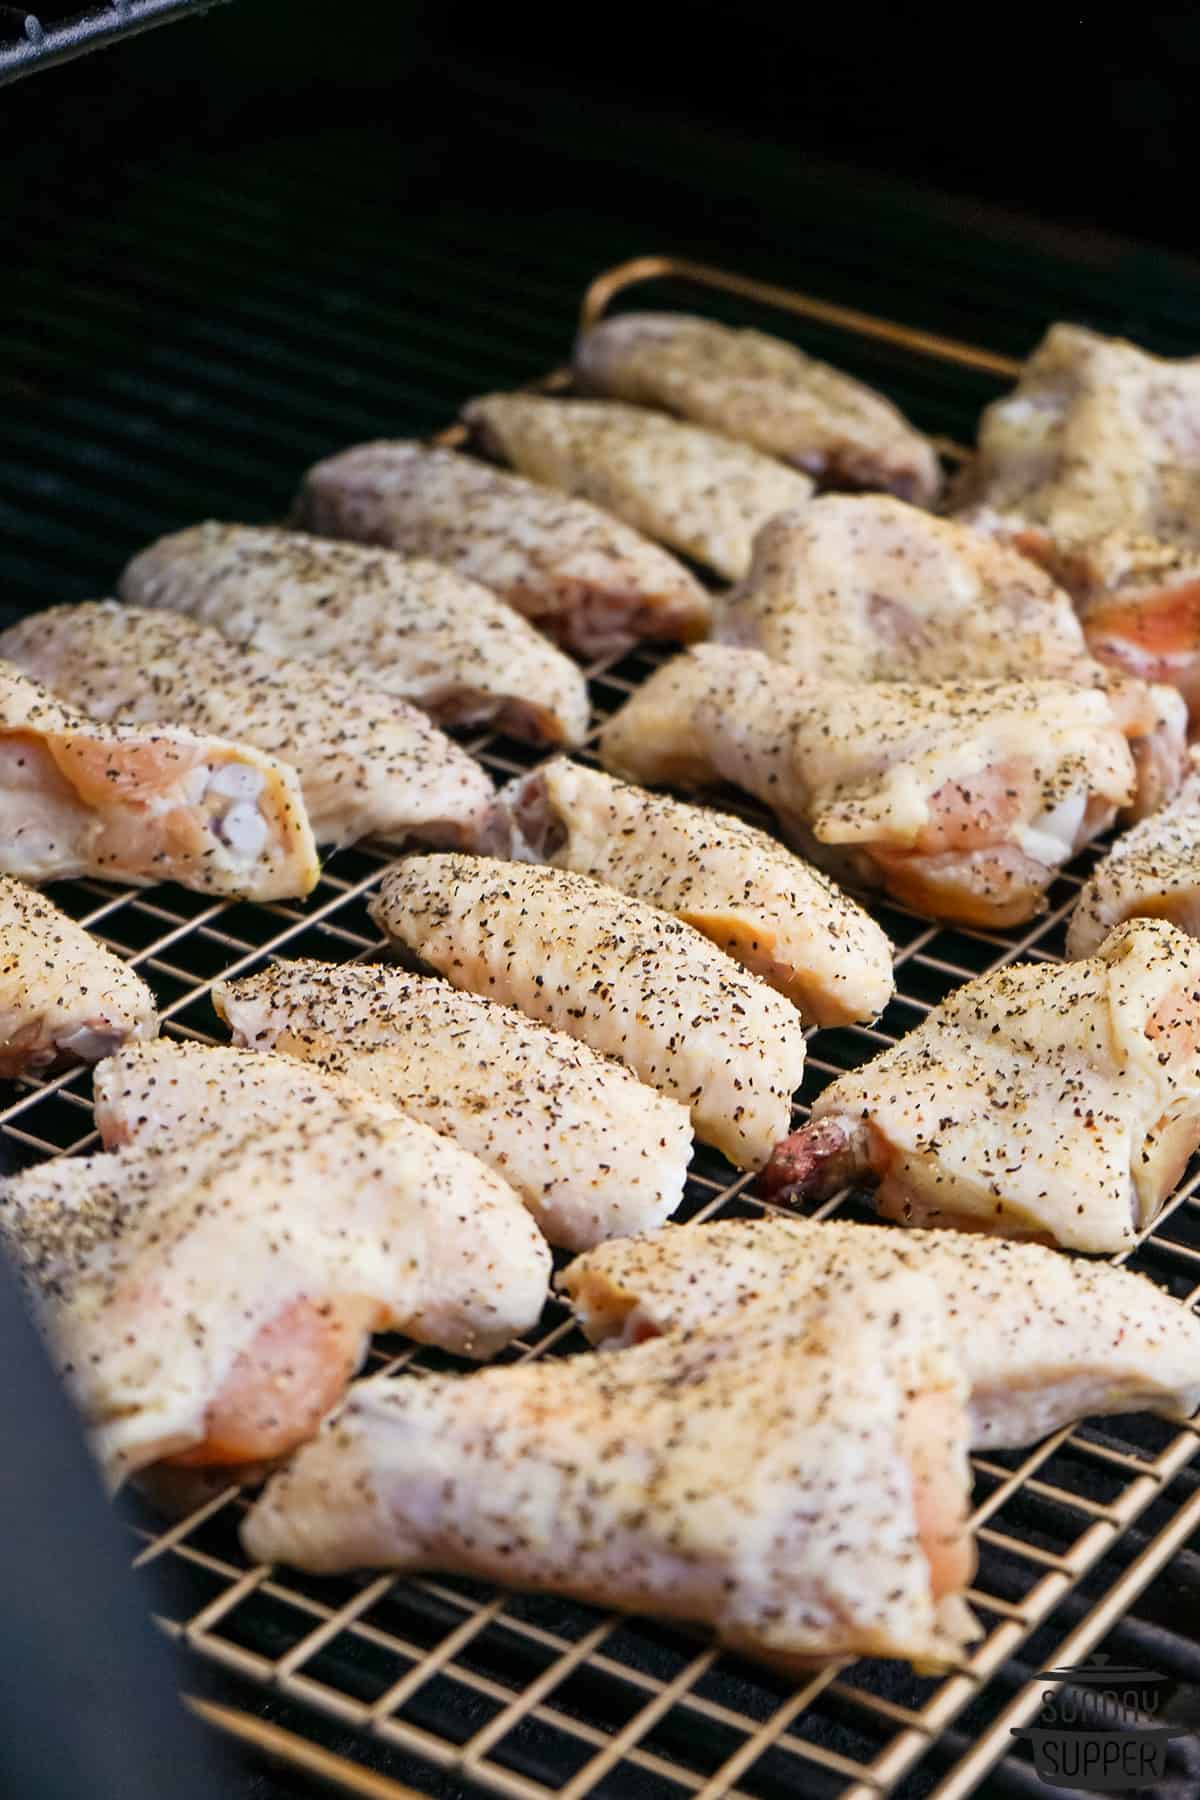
[
  {"xmin": 1, "ymin": 1066, "xmax": 550, "ymax": 1486},
  {"xmin": 292, "ymin": 442, "xmax": 711, "ymax": 658},
  {"xmin": 574, "ymin": 310, "xmax": 942, "ymax": 504},
  {"xmin": 0, "ymin": 877, "xmax": 157, "ymax": 1076},
  {"xmin": 1069, "ymin": 750, "xmax": 1200, "ymax": 955},
  {"xmin": 0, "ymin": 602, "xmax": 494, "ymax": 850},
  {"xmin": 561, "ymin": 1214, "xmax": 1200, "ymax": 1448},
  {"xmin": 0, "ymin": 662, "xmax": 317, "ymax": 899},
  {"xmin": 764, "ymin": 918, "xmax": 1200, "ymax": 1252},
  {"xmin": 120, "ymin": 522, "xmax": 589, "ymax": 748},
  {"xmin": 242, "ymin": 1269, "xmax": 976, "ymax": 1669},
  {"xmin": 370, "ymin": 854, "xmax": 807, "ymax": 1170},
  {"xmin": 463, "ymin": 393, "xmax": 813, "ymax": 580},
  {"xmin": 214, "ymin": 958, "xmax": 693, "ymax": 1252},
  {"xmin": 600, "ymin": 645, "xmax": 1134, "ymax": 927},
  {"xmin": 490, "ymin": 756, "xmax": 893, "ymax": 1024},
  {"xmin": 714, "ymin": 502, "xmax": 1186, "ymax": 819},
  {"xmin": 955, "ymin": 324, "xmax": 1200, "ymax": 724}
]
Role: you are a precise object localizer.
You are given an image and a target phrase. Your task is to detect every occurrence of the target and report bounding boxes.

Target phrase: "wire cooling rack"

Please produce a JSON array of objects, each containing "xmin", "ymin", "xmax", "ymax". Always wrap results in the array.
[{"xmin": 5, "ymin": 257, "xmax": 1200, "ymax": 1800}]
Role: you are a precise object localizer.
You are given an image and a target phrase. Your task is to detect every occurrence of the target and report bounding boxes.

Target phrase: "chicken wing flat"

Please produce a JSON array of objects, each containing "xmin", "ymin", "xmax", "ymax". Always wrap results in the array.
[
  {"xmin": 561, "ymin": 1215, "xmax": 1200, "ymax": 1449},
  {"xmin": 0, "ymin": 602, "xmax": 494, "ymax": 851},
  {"xmin": 1, "ymin": 1067, "xmax": 550, "ymax": 1486},
  {"xmin": 370, "ymin": 854, "xmax": 807, "ymax": 1170},
  {"xmin": 0, "ymin": 877, "xmax": 157, "ymax": 1076},
  {"xmin": 214, "ymin": 958, "xmax": 693, "ymax": 1252},
  {"xmin": 489, "ymin": 756, "xmax": 893, "ymax": 1025},
  {"xmin": 599, "ymin": 646, "xmax": 1135, "ymax": 928},
  {"xmin": 0, "ymin": 662, "xmax": 317, "ymax": 899},
  {"xmin": 120, "ymin": 522, "xmax": 589, "ymax": 748},
  {"xmin": 462, "ymin": 393, "xmax": 813, "ymax": 580},
  {"xmin": 955, "ymin": 324, "xmax": 1200, "ymax": 723},
  {"xmin": 242, "ymin": 1269, "xmax": 976, "ymax": 1670},
  {"xmin": 573, "ymin": 311, "xmax": 942, "ymax": 504},
  {"xmin": 714, "ymin": 502, "xmax": 1186, "ymax": 820},
  {"xmin": 764, "ymin": 918, "xmax": 1200, "ymax": 1252},
  {"xmin": 292, "ymin": 442, "xmax": 711, "ymax": 658},
  {"xmin": 1069, "ymin": 751, "xmax": 1200, "ymax": 956}
]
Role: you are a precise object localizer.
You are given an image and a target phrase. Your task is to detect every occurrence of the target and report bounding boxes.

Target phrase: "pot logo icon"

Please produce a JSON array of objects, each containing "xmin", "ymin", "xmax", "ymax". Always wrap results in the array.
[{"xmin": 1011, "ymin": 1657, "xmax": 1199, "ymax": 1790}]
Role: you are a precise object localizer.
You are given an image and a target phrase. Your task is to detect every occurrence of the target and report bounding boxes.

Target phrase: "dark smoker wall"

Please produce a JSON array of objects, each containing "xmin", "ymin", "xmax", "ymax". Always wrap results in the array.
[{"xmin": 3, "ymin": 3, "xmax": 1199, "ymax": 259}]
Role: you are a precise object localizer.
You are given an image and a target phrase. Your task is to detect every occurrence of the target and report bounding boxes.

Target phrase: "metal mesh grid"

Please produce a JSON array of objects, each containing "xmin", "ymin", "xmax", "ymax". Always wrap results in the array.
[{"xmin": 5, "ymin": 259, "xmax": 1200, "ymax": 1800}]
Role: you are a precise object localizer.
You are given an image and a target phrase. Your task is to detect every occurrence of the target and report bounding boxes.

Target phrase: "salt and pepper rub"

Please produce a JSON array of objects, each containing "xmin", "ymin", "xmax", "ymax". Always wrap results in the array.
[
  {"xmin": 0, "ymin": 876, "xmax": 157, "ymax": 1076},
  {"xmin": 463, "ymin": 392, "xmax": 813, "ymax": 580},
  {"xmin": 0, "ymin": 660, "xmax": 318, "ymax": 899},
  {"xmin": 0, "ymin": 601, "xmax": 496, "ymax": 851},
  {"xmin": 120, "ymin": 521, "xmax": 590, "ymax": 748},
  {"xmin": 600, "ymin": 645, "xmax": 1135, "ymax": 928},
  {"xmin": 561, "ymin": 1214, "xmax": 1200, "ymax": 1448},
  {"xmin": 214, "ymin": 958, "xmax": 693, "ymax": 1252},
  {"xmin": 764, "ymin": 918, "xmax": 1200, "ymax": 1252},
  {"xmin": 489, "ymin": 755, "xmax": 894, "ymax": 1025},
  {"xmin": 292, "ymin": 441, "xmax": 712, "ymax": 659},
  {"xmin": 574, "ymin": 310, "xmax": 942, "ymax": 503},
  {"xmin": 370, "ymin": 854, "xmax": 807, "ymax": 1170},
  {"xmin": 242, "ymin": 1269, "xmax": 977, "ymax": 1671}
]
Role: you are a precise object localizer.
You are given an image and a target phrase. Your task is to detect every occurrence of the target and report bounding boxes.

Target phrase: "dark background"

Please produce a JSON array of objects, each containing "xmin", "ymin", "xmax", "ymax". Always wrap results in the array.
[{"xmin": 4, "ymin": 4, "xmax": 1199, "ymax": 259}]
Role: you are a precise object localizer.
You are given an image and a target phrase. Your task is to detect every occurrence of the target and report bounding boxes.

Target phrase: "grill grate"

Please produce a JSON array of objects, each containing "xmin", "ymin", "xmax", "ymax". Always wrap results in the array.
[{"xmin": 6, "ymin": 257, "xmax": 1200, "ymax": 1800}]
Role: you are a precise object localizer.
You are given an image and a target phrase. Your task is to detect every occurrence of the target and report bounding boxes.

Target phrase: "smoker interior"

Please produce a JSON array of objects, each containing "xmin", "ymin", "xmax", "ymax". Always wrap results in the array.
[{"xmin": 5, "ymin": 113, "xmax": 1200, "ymax": 1800}]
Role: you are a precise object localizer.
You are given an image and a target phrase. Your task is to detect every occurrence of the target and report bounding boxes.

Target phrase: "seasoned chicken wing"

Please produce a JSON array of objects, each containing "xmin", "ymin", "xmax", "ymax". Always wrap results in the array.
[
  {"xmin": 463, "ymin": 393, "xmax": 813, "ymax": 580},
  {"xmin": 561, "ymin": 1215, "xmax": 1200, "ymax": 1448},
  {"xmin": 242, "ymin": 1270, "xmax": 976, "ymax": 1670},
  {"xmin": 370, "ymin": 855, "xmax": 807, "ymax": 1170},
  {"xmin": 0, "ymin": 662, "xmax": 317, "ymax": 899},
  {"xmin": 574, "ymin": 310, "xmax": 942, "ymax": 504},
  {"xmin": 1, "ymin": 1067, "xmax": 550, "ymax": 1486},
  {"xmin": 714, "ymin": 502, "xmax": 1186, "ymax": 820},
  {"xmin": 955, "ymin": 324, "xmax": 1200, "ymax": 723},
  {"xmin": 716, "ymin": 498, "xmax": 1096, "ymax": 682},
  {"xmin": 214, "ymin": 958, "xmax": 693, "ymax": 1252},
  {"xmin": 1069, "ymin": 751, "xmax": 1200, "ymax": 956},
  {"xmin": 764, "ymin": 918, "xmax": 1200, "ymax": 1252},
  {"xmin": 600, "ymin": 646, "xmax": 1134, "ymax": 928},
  {"xmin": 0, "ymin": 602, "xmax": 494, "ymax": 851},
  {"xmin": 489, "ymin": 756, "xmax": 893, "ymax": 1025},
  {"xmin": 0, "ymin": 877, "xmax": 157, "ymax": 1077},
  {"xmin": 120, "ymin": 522, "xmax": 589, "ymax": 748},
  {"xmin": 292, "ymin": 442, "xmax": 711, "ymax": 658}
]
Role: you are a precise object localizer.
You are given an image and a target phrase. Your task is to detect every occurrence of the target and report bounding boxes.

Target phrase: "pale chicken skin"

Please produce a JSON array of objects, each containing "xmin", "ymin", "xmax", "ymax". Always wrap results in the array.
[
  {"xmin": 0, "ymin": 602, "xmax": 495, "ymax": 851},
  {"xmin": 561, "ymin": 1215, "xmax": 1200, "ymax": 1448},
  {"xmin": 764, "ymin": 918, "xmax": 1200, "ymax": 1252},
  {"xmin": 370, "ymin": 854, "xmax": 807, "ymax": 1170},
  {"xmin": 463, "ymin": 393, "xmax": 813, "ymax": 580},
  {"xmin": 292, "ymin": 442, "xmax": 711, "ymax": 659},
  {"xmin": 0, "ymin": 1078, "xmax": 550, "ymax": 1487},
  {"xmin": 242, "ymin": 1271, "xmax": 977, "ymax": 1670},
  {"xmin": 600, "ymin": 645, "xmax": 1135, "ymax": 928},
  {"xmin": 1069, "ymin": 750, "xmax": 1200, "ymax": 956},
  {"xmin": 120, "ymin": 522, "xmax": 590, "ymax": 748},
  {"xmin": 0, "ymin": 877, "xmax": 157, "ymax": 1077},
  {"xmin": 489, "ymin": 756, "xmax": 893, "ymax": 1025},
  {"xmin": 214, "ymin": 958, "xmax": 693, "ymax": 1252},
  {"xmin": 573, "ymin": 310, "xmax": 942, "ymax": 504},
  {"xmin": 0, "ymin": 662, "xmax": 317, "ymax": 899},
  {"xmin": 714, "ymin": 502, "xmax": 1186, "ymax": 821},
  {"xmin": 955, "ymin": 324, "xmax": 1200, "ymax": 725}
]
